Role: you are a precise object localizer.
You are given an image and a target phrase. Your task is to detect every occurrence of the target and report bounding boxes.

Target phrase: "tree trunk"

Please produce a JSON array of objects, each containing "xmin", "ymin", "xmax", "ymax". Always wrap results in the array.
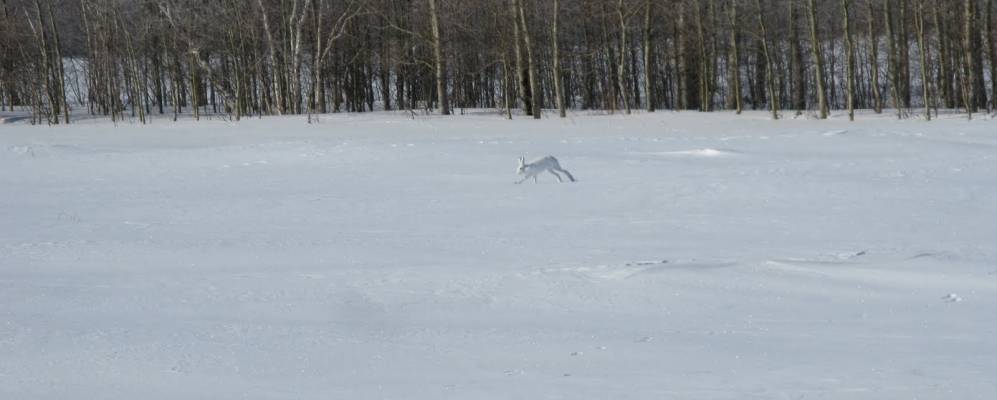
[
  {"xmin": 552, "ymin": 0, "xmax": 566, "ymax": 118},
  {"xmin": 676, "ymin": 0, "xmax": 687, "ymax": 110},
  {"xmin": 428, "ymin": 0, "xmax": 450, "ymax": 115},
  {"xmin": 842, "ymin": 0, "xmax": 855, "ymax": 121},
  {"xmin": 517, "ymin": 0, "xmax": 540, "ymax": 119},
  {"xmin": 790, "ymin": 0, "xmax": 805, "ymax": 114},
  {"xmin": 867, "ymin": 1, "xmax": 882, "ymax": 113},
  {"xmin": 288, "ymin": 0, "xmax": 312, "ymax": 114},
  {"xmin": 643, "ymin": 0, "xmax": 654, "ymax": 112},
  {"xmin": 915, "ymin": 0, "xmax": 931, "ymax": 120},
  {"xmin": 28, "ymin": 0, "xmax": 55, "ymax": 124},
  {"xmin": 962, "ymin": 0, "xmax": 975, "ymax": 118},
  {"xmin": 931, "ymin": 0, "xmax": 952, "ymax": 109},
  {"xmin": 309, "ymin": 0, "xmax": 322, "ymax": 121},
  {"xmin": 899, "ymin": 0, "xmax": 911, "ymax": 108},
  {"xmin": 256, "ymin": 0, "xmax": 284, "ymax": 114},
  {"xmin": 510, "ymin": 0, "xmax": 529, "ymax": 114},
  {"xmin": 806, "ymin": 0, "xmax": 827, "ymax": 119},
  {"xmin": 728, "ymin": 0, "xmax": 741, "ymax": 114},
  {"xmin": 986, "ymin": 0, "xmax": 996, "ymax": 113},
  {"xmin": 44, "ymin": 0, "xmax": 68, "ymax": 123},
  {"xmin": 756, "ymin": 0, "xmax": 778, "ymax": 119},
  {"xmin": 617, "ymin": 0, "xmax": 631, "ymax": 114},
  {"xmin": 694, "ymin": 0, "xmax": 708, "ymax": 111},
  {"xmin": 885, "ymin": 0, "xmax": 902, "ymax": 118}
]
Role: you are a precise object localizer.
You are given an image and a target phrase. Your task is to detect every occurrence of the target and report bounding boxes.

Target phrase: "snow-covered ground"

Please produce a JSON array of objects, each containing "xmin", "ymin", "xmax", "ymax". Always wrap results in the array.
[{"xmin": 1, "ymin": 110, "xmax": 996, "ymax": 399}]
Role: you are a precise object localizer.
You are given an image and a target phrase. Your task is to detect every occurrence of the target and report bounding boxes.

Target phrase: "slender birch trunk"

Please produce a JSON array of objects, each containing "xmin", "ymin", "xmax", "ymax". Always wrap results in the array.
[
  {"xmin": 643, "ymin": 0, "xmax": 654, "ymax": 112},
  {"xmin": 985, "ymin": 0, "xmax": 996, "ymax": 113},
  {"xmin": 518, "ymin": 0, "xmax": 540, "ymax": 118},
  {"xmin": 676, "ymin": 0, "xmax": 687, "ymax": 110},
  {"xmin": 44, "ymin": 0, "xmax": 67, "ymax": 123},
  {"xmin": 962, "ymin": 0, "xmax": 975, "ymax": 119},
  {"xmin": 867, "ymin": 1, "xmax": 882, "ymax": 113},
  {"xmin": 256, "ymin": 0, "xmax": 283, "ymax": 114},
  {"xmin": 510, "ymin": 0, "xmax": 530, "ymax": 115},
  {"xmin": 842, "ymin": 0, "xmax": 855, "ymax": 121},
  {"xmin": 428, "ymin": 0, "xmax": 450, "ymax": 115},
  {"xmin": 552, "ymin": 0, "xmax": 566, "ymax": 118},
  {"xmin": 617, "ymin": 0, "xmax": 631, "ymax": 114},
  {"xmin": 694, "ymin": 0, "xmax": 708, "ymax": 111},
  {"xmin": 885, "ymin": 0, "xmax": 903, "ymax": 118},
  {"xmin": 806, "ymin": 0, "xmax": 827, "ymax": 119},
  {"xmin": 915, "ymin": 0, "xmax": 931, "ymax": 120},
  {"xmin": 756, "ymin": 0, "xmax": 778, "ymax": 119},
  {"xmin": 790, "ymin": 0, "xmax": 805, "ymax": 114},
  {"xmin": 728, "ymin": 0, "xmax": 741, "ymax": 114}
]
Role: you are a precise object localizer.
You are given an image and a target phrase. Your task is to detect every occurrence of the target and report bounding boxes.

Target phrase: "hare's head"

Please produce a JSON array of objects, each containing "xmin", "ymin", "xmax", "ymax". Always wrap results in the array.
[{"xmin": 516, "ymin": 157, "xmax": 526, "ymax": 174}]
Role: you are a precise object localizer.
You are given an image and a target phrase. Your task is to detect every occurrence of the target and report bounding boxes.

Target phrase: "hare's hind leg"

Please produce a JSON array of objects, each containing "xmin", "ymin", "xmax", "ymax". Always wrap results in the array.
[
  {"xmin": 549, "ymin": 169, "xmax": 564, "ymax": 182},
  {"xmin": 555, "ymin": 168, "xmax": 575, "ymax": 182}
]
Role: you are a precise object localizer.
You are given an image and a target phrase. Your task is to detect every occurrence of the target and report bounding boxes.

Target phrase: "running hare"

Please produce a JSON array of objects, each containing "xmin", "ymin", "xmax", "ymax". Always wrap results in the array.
[{"xmin": 516, "ymin": 156, "xmax": 575, "ymax": 184}]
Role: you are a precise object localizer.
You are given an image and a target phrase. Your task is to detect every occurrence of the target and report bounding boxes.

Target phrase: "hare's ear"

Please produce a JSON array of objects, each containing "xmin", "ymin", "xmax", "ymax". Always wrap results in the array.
[{"xmin": 518, "ymin": 156, "xmax": 525, "ymax": 165}]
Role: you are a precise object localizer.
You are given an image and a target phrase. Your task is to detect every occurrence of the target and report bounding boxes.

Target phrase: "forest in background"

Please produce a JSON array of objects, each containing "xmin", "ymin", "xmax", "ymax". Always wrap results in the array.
[{"xmin": 1, "ymin": 0, "xmax": 995, "ymax": 124}]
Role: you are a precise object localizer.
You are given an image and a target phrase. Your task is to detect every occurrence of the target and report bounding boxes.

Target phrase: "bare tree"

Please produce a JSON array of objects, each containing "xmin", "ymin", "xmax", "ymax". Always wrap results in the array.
[
  {"xmin": 806, "ymin": 0, "xmax": 827, "ymax": 119},
  {"xmin": 841, "ymin": 0, "xmax": 855, "ymax": 121},
  {"xmin": 914, "ymin": 0, "xmax": 931, "ymax": 120},
  {"xmin": 552, "ymin": 0, "xmax": 566, "ymax": 118},
  {"xmin": 727, "ymin": 0, "xmax": 741, "ymax": 114},
  {"xmin": 866, "ymin": 1, "xmax": 882, "ymax": 114},
  {"xmin": 789, "ymin": 0, "xmax": 805, "ymax": 115},
  {"xmin": 987, "ymin": 0, "xmax": 996, "ymax": 113},
  {"xmin": 616, "ymin": 0, "xmax": 634, "ymax": 114},
  {"xmin": 962, "ymin": 0, "xmax": 975, "ymax": 119},
  {"xmin": 428, "ymin": 0, "xmax": 450, "ymax": 115},
  {"xmin": 643, "ymin": 0, "xmax": 654, "ymax": 112},
  {"xmin": 756, "ymin": 0, "xmax": 778, "ymax": 119}
]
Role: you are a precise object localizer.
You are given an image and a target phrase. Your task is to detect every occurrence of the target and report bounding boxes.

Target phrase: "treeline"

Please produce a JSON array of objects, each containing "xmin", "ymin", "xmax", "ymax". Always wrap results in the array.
[{"xmin": 0, "ymin": 0, "xmax": 995, "ymax": 124}]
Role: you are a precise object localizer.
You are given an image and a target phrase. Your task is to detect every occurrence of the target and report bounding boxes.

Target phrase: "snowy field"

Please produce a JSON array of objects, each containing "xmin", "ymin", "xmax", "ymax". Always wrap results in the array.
[{"xmin": 2, "ymin": 110, "xmax": 996, "ymax": 399}]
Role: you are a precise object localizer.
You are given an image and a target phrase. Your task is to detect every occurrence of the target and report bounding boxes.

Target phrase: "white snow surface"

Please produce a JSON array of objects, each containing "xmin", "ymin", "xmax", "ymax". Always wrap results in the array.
[{"xmin": 1, "ymin": 110, "xmax": 996, "ymax": 399}]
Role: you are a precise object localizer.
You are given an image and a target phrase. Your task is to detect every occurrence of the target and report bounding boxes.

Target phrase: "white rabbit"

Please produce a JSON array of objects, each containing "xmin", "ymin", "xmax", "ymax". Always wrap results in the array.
[{"xmin": 516, "ymin": 156, "xmax": 576, "ymax": 184}]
